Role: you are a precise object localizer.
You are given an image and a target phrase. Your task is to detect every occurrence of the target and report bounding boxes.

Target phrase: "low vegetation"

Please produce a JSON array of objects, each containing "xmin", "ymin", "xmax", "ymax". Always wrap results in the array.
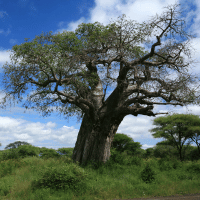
[{"xmin": 0, "ymin": 143, "xmax": 200, "ymax": 200}]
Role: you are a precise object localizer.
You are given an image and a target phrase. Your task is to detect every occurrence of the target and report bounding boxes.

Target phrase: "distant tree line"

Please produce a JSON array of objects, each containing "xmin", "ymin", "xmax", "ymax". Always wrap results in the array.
[{"xmin": 1, "ymin": 113, "xmax": 200, "ymax": 162}]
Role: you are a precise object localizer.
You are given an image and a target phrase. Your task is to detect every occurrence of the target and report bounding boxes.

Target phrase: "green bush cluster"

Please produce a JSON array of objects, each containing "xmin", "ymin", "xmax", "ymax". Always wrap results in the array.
[
  {"xmin": 0, "ymin": 159, "xmax": 22, "ymax": 178},
  {"xmin": 0, "ymin": 144, "xmax": 40, "ymax": 161},
  {"xmin": 1, "ymin": 139, "xmax": 200, "ymax": 199},
  {"xmin": 1, "ymin": 137, "xmax": 200, "ymax": 198},
  {"xmin": 140, "ymin": 162, "xmax": 156, "ymax": 184},
  {"xmin": 30, "ymin": 162, "xmax": 91, "ymax": 194},
  {"xmin": 37, "ymin": 148, "xmax": 63, "ymax": 160}
]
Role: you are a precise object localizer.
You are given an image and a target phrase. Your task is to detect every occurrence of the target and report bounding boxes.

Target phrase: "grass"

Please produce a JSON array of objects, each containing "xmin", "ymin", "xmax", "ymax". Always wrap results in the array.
[{"xmin": 0, "ymin": 147, "xmax": 200, "ymax": 200}]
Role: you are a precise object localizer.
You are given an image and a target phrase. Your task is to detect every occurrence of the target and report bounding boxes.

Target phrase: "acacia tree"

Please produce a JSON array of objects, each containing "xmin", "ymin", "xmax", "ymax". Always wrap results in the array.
[
  {"xmin": 149, "ymin": 113, "xmax": 200, "ymax": 161},
  {"xmin": 4, "ymin": 141, "xmax": 32, "ymax": 150},
  {"xmin": 1, "ymin": 4, "xmax": 200, "ymax": 167}
]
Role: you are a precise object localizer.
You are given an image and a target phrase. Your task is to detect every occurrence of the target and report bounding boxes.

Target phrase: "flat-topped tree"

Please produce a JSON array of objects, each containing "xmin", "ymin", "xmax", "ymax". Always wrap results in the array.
[
  {"xmin": 1, "ymin": 3, "xmax": 200, "ymax": 167},
  {"xmin": 149, "ymin": 113, "xmax": 200, "ymax": 162}
]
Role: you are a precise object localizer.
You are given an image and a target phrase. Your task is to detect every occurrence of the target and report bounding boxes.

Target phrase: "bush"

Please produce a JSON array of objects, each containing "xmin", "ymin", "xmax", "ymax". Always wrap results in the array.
[
  {"xmin": 110, "ymin": 148, "xmax": 125, "ymax": 164},
  {"xmin": 125, "ymin": 155, "xmax": 143, "ymax": 167},
  {"xmin": 38, "ymin": 148, "xmax": 62, "ymax": 160},
  {"xmin": 185, "ymin": 147, "xmax": 200, "ymax": 162},
  {"xmin": 144, "ymin": 148, "xmax": 155, "ymax": 159},
  {"xmin": 0, "ymin": 145, "xmax": 40, "ymax": 162},
  {"xmin": 31, "ymin": 162, "xmax": 91, "ymax": 194},
  {"xmin": 17, "ymin": 145, "xmax": 40, "ymax": 159},
  {"xmin": 171, "ymin": 159, "xmax": 183, "ymax": 170},
  {"xmin": 185, "ymin": 162, "xmax": 200, "ymax": 175},
  {"xmin": 157, "ymin": 156, "xmax": 182, "ymax": 171},
  {"xmin": 0, "ymin": 159, "xmax": 22, "ymax": 178},
  {"xmin": 1, "ymin": 148, "xmax": 22, "ymax": 161},
  {"xmin": 140, "ymin": 162, "xmax": 156, "ymax": 184},
  {"xmin": 81, "ymin": 159, "xmax": 106, "ymax": 171}
]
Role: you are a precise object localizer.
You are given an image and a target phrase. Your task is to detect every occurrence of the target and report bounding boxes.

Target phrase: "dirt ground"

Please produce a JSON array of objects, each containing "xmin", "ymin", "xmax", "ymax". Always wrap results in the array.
[{"xmin": 112, "ymin": 192, "xmax": 200, "ymax": 200}]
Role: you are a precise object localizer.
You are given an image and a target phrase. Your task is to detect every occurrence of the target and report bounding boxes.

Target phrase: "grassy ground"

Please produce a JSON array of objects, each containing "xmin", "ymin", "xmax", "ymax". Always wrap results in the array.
[{"xmin": 0, "ymin": 147, "xmax": 200, "ymax": 200}]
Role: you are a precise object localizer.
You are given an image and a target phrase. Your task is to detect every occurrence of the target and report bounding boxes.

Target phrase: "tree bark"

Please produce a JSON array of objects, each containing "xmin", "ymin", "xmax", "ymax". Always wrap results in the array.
[{"xmin": 72, "ymin": 112, "xmax": 125, "ymax": 167}]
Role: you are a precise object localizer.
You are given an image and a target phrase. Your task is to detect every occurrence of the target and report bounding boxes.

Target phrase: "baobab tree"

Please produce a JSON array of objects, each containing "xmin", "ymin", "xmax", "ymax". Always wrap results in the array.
[{"xmin": 1, "ymin": 4, "xmax": 200, "ymax": 167}]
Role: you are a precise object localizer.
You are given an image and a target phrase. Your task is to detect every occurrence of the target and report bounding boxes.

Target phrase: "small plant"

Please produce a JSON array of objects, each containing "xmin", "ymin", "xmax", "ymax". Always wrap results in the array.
[{"xmin": 140, "ymin": 162, "xmax": 156, "ymax": 184}]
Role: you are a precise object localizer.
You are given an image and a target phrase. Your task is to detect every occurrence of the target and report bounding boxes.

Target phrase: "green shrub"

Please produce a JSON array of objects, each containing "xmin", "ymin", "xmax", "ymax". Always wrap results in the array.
[
  {"xmin": 158, "ymin": 158, "xmax": 171, "ymax": 171},
  {"xmin": 31, "ymin": 162, "xmax": 91, "ymax": 194},
  {"xmin": 186, "ymin": 147, "xmax": 200, "ymax": 162},
  {"xmin": 17, "ymin": 145, "xmax": 40, "ymax": 159},
  {"xmin": 1, "ymin": 148, "xmax": 22, "ymax": 161},
  {"xmin": 0, "ymin": 145, "xmax": 40, "ymax": 162},
  {"xmin": 144, "ymin": 148, "xmax": 155, "ymax": 159},
  {"xmin": 185, "ymin": 162, "xmax": 200, "ymax": 175},
  {"xmin": 38, "ymin": 148, "xmax": 62, "ymax": 160},
  {"xmin": 0, "ymin": 159, "xmax": 22, "ymax": 178},
  {"xmin": 110, "ymin": 148, "xmax": 125, "ymax": 164},
  {"xmin": 140, "ymin": 162, "xmax": 156, "ymax": 184},
  {"xmin": 157, "ymin": 156, "xmax": 182, "ymax": 171},
  {"xmin": 171, "ymin": 159, "xmax": 183, "ymax": 170},
  {"xmin": 125, "ymin": 156, "xmax": 143, "ymax": 167},
  {"xmin": 175, "ymin": 171, "xmax": 194, "ymax": 181}
]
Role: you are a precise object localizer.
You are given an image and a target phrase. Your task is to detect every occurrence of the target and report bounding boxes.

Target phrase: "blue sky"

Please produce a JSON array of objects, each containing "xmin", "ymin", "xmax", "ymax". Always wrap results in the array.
[{"xmin": 0, "ymin": 0, "xmax": 200, "ymax": 154}]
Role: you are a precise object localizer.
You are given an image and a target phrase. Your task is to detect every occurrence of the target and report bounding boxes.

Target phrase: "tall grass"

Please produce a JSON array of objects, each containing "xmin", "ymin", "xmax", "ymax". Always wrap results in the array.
[{"xmin": 0, "ymin": 147, "xmax": 200, "ymax": 200}]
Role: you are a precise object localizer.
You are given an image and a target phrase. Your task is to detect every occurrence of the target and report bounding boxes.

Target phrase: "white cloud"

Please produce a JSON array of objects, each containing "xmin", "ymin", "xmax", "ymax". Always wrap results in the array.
[
  {"xmin": 190, "ymin": 37, "xmax": 200, "ymax": 62},
  {"xmin": 0, "ymin": 50, "xmax": 12, "ymax": 66},
  {"xmin": 190, "ymin": 0, "xmax": 200, "ymax": 37},
  {"xmin": 0, "ymin": 117, "xmax": 79, "ymax": 150},
  {"xmin": 117, "ymin": 103, "xmax": 200, "ymax": 148},
  {"xmin": 86, "ymin": 0, "xmax": 178, "ymax": 25},
  {"xmin": 54, "ymin": 17, "xmax": 86, "ymax": 34}
]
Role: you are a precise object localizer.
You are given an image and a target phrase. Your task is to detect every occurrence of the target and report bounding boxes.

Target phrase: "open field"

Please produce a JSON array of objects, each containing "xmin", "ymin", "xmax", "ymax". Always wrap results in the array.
[{"xmin": 0, "ymin": 147, "xmax": 200, "ymax": 200}]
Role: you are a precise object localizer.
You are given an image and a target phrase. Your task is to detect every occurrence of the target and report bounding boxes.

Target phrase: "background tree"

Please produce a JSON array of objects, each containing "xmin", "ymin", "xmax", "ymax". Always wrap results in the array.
[
  {"xmin": 4, "ymin": 141, "xmax": 32, "ymax": 150},
  {"xmin": 1, "ymin": 4, "xmax": 200, "ymax": 167},
  {"xmin": 152, "ymin": 143, "xmax": 178, "ymax": 159},
  {"xmin": 149, "ymin": 113, "xmax": 200, "ymax": 161},
  {"xmin": 111, "ymin": 133, "xmax": 145, "ymax": 157},
  {"xmin": 152, "ymin": 142, "xmax": 195, "ymax": 160},
  {"xmin": 184, "ymin": 125, "xmax": 200, "ymax": 157},
  {"xmin": 144, "ymin": 147, "xmax": 155, "ymax": 159}
]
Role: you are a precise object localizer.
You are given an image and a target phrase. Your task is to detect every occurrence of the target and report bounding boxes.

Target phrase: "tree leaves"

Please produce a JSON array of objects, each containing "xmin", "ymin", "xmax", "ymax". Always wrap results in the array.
[{"xmin": 149, "ymin": 113, "xmax": 200, "ymax": 161}]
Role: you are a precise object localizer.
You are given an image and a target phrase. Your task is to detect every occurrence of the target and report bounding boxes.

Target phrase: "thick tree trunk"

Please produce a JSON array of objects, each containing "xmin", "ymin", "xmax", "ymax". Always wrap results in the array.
[{"xmin": 72, "ymin": 112, "xmax": 124, "ymax": 167}]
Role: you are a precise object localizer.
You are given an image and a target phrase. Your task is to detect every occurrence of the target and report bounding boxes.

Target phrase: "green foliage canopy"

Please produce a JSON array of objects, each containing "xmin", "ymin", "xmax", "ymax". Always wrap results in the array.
[
  {"xmin": 1, "ymin": 15, "xmax": 150, "ymax": 124},
  {"xmin": 149, "ymin": 113, "xmax": 200, "ymax": 161},
  {"xmin": 4, "ymin": 140, "xmax": 32, "ymax": 150},
  {"xmin": 111, "ymin": 133, "xmax": 145, "ymax": 157}
]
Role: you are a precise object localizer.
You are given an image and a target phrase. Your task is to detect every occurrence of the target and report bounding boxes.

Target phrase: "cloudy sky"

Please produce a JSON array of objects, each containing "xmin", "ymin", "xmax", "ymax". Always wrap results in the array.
[{"xmin": 0, "ymin": 0, "xmax": 200, "ymax": 154}]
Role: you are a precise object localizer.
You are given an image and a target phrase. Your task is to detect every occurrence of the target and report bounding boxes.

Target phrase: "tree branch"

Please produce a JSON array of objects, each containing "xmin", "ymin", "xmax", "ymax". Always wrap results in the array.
[{"xmin": 113, "ymin": 103, "xmax": 169, "ymax": 118}]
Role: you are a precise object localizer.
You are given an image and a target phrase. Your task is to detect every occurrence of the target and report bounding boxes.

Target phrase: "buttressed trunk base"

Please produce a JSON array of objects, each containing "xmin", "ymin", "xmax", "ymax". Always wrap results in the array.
[{"xmin": 72, "ymin": 113, "xmax": 124, "ymax": 167}]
